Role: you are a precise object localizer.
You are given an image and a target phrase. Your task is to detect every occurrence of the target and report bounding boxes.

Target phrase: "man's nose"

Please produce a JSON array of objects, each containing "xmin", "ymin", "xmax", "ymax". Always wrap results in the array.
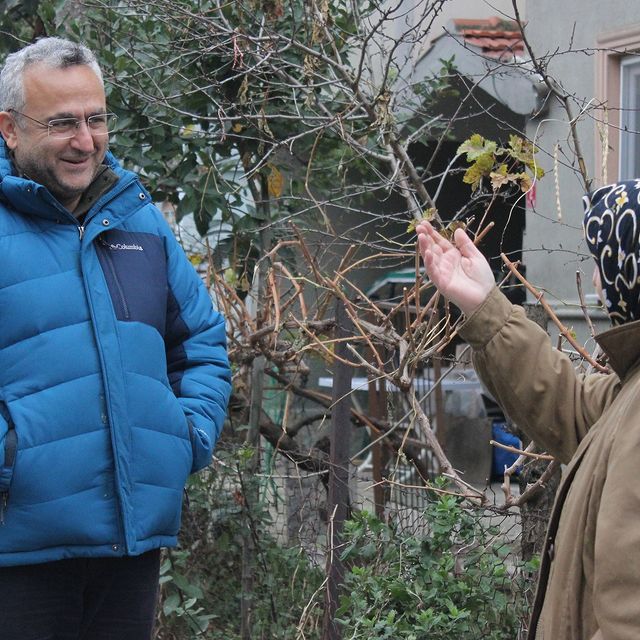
[{"xmin": 69, "ymin": 121, "xmax": 95, "ymax": 151}]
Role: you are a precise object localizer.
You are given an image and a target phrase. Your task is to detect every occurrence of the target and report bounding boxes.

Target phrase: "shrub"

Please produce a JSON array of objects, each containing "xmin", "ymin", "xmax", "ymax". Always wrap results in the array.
[{"xmin": 336, "ymin": 490, "xmax": 527, "ymax": 639}]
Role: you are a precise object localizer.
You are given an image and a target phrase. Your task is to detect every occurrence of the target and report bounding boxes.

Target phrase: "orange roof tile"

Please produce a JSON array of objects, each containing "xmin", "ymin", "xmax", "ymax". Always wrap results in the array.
[{"xmin": 452, "ymin": 17, "xmax": 524, "ymax": 61}]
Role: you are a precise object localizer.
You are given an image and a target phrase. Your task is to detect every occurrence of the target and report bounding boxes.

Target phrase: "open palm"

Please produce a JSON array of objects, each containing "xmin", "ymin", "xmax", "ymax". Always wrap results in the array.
[{"xmin": 416, "ymin": 222, "xmax": 495, "ymax": 316}]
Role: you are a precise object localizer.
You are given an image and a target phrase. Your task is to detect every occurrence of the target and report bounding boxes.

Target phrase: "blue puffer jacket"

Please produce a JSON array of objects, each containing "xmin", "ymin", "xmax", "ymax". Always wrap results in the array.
[{"xmin": 0, "ymin": 144, "xmax": 231, "ymax": 566}]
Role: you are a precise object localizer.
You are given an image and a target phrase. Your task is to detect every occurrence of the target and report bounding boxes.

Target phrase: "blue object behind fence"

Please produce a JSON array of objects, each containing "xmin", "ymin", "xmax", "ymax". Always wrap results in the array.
[{"xmin": 491, "ymin": 420, "xmax": 521, "ymax": 479}]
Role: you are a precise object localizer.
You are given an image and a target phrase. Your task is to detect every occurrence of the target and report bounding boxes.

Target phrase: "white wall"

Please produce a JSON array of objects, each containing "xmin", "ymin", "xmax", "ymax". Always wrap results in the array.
[{"xmin": 523, "ymin": 1, "xmax": 634, "ymax": 339}]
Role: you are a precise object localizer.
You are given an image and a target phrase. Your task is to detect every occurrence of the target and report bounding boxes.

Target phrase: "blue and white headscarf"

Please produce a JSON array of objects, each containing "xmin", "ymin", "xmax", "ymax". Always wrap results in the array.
[{"xmin": 583, "ymin": 179, "xmax": 640, "ymax": 325}]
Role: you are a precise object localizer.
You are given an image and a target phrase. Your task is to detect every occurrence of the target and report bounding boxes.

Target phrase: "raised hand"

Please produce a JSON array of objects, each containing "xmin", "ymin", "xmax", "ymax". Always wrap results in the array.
[{"xmin": 416, "ymin": 221, "xmax": 495, "ymax": 316}]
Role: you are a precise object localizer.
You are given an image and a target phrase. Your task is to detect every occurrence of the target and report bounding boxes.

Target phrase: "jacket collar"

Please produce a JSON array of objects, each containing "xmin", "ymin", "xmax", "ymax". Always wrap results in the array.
[
  {"xmin": 596, "ymin": 319, "xmax": 640, "ymax": 379},
  {"xmin": 0, "ymin": 141, "xmax": 127, "ymax": 221}
]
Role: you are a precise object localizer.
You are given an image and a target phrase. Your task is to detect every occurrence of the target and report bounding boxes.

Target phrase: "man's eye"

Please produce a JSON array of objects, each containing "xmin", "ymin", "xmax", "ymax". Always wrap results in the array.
[
  {"xmin": 89, "ymin": 115, "xmax": 108, "ymax": 125},
  {"xmin": 49, "ymin": 119, "xmax": 77, "ymax": 131}
]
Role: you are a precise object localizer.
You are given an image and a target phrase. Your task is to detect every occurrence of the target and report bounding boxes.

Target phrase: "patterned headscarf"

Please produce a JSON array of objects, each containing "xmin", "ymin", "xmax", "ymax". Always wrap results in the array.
[{"xmin": 583, "ymin": 179, "xmax": 640, "ymax": 325}]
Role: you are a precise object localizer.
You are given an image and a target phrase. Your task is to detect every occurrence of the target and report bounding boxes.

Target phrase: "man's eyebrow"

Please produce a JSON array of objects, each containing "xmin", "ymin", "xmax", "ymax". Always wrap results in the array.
[{"xmin": 47, "ymin": 109, "xmax": 108, "ymax": 120}]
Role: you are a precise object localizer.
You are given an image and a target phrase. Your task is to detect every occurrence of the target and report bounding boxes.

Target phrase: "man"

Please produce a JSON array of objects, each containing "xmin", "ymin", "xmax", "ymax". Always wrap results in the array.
[{"xmin": 0, "ymin": 37, "xmax": 232, "ymax": 639}]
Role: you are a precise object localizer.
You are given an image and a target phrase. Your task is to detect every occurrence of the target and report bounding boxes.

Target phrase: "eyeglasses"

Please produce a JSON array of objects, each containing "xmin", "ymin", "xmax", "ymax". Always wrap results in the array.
[{"xmin": 8, "ymin": 109, "xmax": 118, "ymax": 139}]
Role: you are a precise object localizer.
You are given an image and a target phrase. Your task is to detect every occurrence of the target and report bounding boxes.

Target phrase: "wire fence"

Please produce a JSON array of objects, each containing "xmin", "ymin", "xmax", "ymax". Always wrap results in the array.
[{"xmin": 158, "ymin": 434, "xmax": 549, "ymax": 640}]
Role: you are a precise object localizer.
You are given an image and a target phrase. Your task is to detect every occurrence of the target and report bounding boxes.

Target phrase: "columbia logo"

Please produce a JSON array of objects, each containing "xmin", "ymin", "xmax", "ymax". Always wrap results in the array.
[{"xmin": 102, "ymin": 241, "xmax": 144, "ymax": 251}]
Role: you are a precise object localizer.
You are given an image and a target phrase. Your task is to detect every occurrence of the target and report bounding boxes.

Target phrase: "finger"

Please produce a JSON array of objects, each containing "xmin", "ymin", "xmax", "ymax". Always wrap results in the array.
[
  {"xmin": 417, "ymin": 222, "xmax": 454, "ymax": 253},
  {"xmin": 415, "ymin": 221, "xmax": 433, "ymax": 235},
  {"xmin": 417, "ymin": 233, "xmax": 429, "ymax": 257},
  {"xmin": 419, "ymin": 234, "xmax": 444, "ymax": 263},
  {"xmin": 453, "ymin": 228, "xmax": 484, "ymax": 260},
  {"xmin": 422, "ymin": 248, "xmax": 441, "ymax": 282},
  {"xmin": 417, "ymin": 226, "xmax": 442, "ymax": 259}
]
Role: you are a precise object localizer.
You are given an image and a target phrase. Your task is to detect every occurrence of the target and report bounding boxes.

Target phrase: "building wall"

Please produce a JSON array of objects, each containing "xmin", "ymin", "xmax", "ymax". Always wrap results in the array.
[{"xmin": 523, "ymin": 2, "xmax": 635, "ymax": 337}]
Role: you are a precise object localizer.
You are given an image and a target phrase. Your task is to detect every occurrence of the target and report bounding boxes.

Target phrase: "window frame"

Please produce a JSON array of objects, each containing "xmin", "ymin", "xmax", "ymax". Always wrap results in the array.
[
  {"xmin": 595, "ymin": 27, "xmax": 640, "ymax": 182},
  {"xmin": 619, "ymin": 56, "xmax": 640, "ymax": 180}
]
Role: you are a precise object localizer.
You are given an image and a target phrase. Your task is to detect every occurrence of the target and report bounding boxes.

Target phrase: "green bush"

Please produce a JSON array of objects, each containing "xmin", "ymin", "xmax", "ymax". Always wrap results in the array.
[
  {"xmin": 156, "ymin": 448, "xmax": 325, "ymax": 640},
  {"xmin": 157, "ymin": 450, "xmax": 531, "ymax": 639},
  {"xmin": 336, "ymin": 491, "xmax": 527, "ymax": 639}
]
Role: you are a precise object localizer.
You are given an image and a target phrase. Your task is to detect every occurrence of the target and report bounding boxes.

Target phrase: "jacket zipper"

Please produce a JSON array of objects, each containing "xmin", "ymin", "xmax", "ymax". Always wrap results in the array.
[
  {"xmin": 0, "ymin": 402, "xmax": 17, "ymax": 525},
  {"xmin": 74, "ymin": 172, "xmax": 144, "ymax": 553}
]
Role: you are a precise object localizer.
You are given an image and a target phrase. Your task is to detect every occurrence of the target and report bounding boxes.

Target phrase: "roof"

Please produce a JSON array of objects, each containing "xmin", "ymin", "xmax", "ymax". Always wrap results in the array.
[
  {"xmin": 450, "ymin": 17, "xmax": 524, "ymax": 61},
  {"xmin": 411, "ymin": 16, "xmax": 544, "ymax": 117}
]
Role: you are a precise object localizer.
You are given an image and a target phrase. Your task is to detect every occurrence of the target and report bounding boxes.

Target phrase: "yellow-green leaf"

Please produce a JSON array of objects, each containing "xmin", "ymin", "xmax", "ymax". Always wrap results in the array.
[
  {"xmin": 457, "ymin": 134, "xmax": 497, "ymax": 161},
  {"xmin": 463, "ymin": 153, "xmax": 495, "ymax": 190}
]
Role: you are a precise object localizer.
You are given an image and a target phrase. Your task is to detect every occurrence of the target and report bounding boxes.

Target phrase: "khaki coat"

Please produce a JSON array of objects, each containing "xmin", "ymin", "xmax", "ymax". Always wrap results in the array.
[{"xmin": 459, "ymin": 287, "xmax": 640, "ymax": 640}]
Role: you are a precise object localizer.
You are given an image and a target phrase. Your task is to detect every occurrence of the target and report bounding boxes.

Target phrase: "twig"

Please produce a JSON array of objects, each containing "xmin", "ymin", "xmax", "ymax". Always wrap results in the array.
[
  {"xmin": 501, "ymin": 253, "xmax": 608, "ymax": 372},
  {"xmin": 575, "ymin": 270, "xmax": 597, "ymax": 339},
  {"xmin": 490, "ymin": 440, "xmax": 554, "ymax": 462}
]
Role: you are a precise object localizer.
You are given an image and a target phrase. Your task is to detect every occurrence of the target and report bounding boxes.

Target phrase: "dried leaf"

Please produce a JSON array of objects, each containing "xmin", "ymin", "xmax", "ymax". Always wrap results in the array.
[
  {"xmin": 442, "ymin": 220, "xmax": 466, "ymax": 241},
  {"xmin": 237, "ymin": 76, "xmax": 249, "ymax": 105},
  {"xmin": 407, "ymin": 207, "xmax": 438, "ymax": 233},
  {"xmin": 267, "ymin": 164, "xmax": 284, "ymax": 198},
  {"xmin": 258, "ymin": 107, "xmax": 274, "ymax": 138},
  {"xmin": 489, "ymin": 164, "xmax": 511, "ymax": 190},
  {"xmin": 518, "ymin": 173, "xmax": 533, "ymax": 193}
]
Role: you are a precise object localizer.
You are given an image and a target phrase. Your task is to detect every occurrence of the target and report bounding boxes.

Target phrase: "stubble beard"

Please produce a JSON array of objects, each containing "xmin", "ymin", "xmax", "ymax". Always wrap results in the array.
[{"xmin": 16, "ymin": 152, "xmax": 102, "ymax": 210}]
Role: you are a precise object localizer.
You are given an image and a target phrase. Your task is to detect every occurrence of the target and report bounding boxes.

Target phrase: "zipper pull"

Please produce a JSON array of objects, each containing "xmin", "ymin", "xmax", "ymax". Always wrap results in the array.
[
  {"xmin": 0, "ymin": 493, "xmax": 7, "ymax": 525},
  {"xmin": 78, "ymin": 225, "xmax": 85, "ymax": 240}
]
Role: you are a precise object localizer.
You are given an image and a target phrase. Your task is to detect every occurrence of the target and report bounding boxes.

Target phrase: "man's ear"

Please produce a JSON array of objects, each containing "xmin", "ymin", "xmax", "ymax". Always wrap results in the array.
[{"xmin": 0, "ymin": 111, "xmax": 19, "ymax": 150}]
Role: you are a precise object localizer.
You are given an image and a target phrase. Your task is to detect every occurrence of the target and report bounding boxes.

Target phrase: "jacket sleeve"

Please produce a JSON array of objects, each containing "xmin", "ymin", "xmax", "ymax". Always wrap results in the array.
[
  {"xmin": 458, "ymin": 287, "xmax": 621, "ymax": 464},
  {"xmin": 163, "ymin": 231, "xmax": 232, "ymax": 473}
]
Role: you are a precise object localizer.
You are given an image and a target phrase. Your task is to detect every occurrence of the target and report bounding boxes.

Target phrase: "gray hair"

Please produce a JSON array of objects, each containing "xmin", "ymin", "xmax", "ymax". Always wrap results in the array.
[{"xmin": 0, "ymin": 37, "xmax": 103, "ymax": 112}]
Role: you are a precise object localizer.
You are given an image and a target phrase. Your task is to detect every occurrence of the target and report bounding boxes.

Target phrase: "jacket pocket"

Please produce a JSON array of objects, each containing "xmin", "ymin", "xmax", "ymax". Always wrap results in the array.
[
  {"xmin": 97, "ymin": 238, "xmax": 131, "ymax": 320},
  {"xmin": 186, "ymin": 419, "xmax": 196, "ymax": 461},
  {"xmin": 96, "ymin": 231, "xmax": 168, "ymax": 334},
  {"xmin": 0, "ymin": 402, "xmax": 17, "ymax": 523}
]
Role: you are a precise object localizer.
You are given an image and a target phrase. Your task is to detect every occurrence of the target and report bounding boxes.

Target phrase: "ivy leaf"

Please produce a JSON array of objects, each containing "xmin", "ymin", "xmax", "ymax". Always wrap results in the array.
[
  {"xmin": 462, "ymin": 153, "xmax": 494, "ymax": 191},
  {"xmin": 441, "ymin": 220, "xmax": 466, "ymax": 241},
  {"xmin": 507, "ymin": 134, "xmax": 544, "ymax": 178},
  {"xmin": 457, "ymin": 134, "xmax": 497, "ymax": 161}
]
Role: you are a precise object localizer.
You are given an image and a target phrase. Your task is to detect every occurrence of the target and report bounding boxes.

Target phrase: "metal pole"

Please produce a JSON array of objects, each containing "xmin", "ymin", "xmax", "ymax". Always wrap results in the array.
[
  {"xmin": 240, "ymin": 174, "xmax": 272, "ymax": 639},
  {"xmin": 368, "ymin": 376, "xmax": 387, "ymax": 520},
  {"xmin": 322, "ymin": 298, "xmax": 352, "ymax": 640}
]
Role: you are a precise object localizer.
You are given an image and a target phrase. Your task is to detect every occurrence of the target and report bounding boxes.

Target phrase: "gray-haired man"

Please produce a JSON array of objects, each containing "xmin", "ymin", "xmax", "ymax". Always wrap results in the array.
[{"xmin": 0, "ymin": 37, "xmax": 231, "ymax": 639}]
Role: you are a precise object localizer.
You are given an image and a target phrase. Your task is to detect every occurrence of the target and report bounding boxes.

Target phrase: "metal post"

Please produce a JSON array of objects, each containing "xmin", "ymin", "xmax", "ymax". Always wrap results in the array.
[
  {"xmin": 322, "ymin": 298, "xmax": 352, "ymax": 640},
  {"xmin": 368, "ymin": 376, "xmax": 387, "ymax": 520},
  {"xmin": 240, "ymin": 173, "xmax": 272, "ymax": 639}
]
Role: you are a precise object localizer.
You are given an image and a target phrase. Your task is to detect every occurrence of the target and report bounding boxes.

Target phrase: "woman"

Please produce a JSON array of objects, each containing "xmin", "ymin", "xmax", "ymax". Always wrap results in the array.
[{"xmin": 416, "ymin": 180, "xmax": 640, "ymax": 640}]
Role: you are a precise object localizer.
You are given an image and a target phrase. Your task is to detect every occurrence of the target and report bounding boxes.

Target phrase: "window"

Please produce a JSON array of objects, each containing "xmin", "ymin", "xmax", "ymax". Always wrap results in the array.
[
  {"xmin": 619, "ymin": 57, "xmax": 640, "ymax": 180},
  {"xmin": 596, "ymin": 26, "xmax": 640, "ymax": 182}
]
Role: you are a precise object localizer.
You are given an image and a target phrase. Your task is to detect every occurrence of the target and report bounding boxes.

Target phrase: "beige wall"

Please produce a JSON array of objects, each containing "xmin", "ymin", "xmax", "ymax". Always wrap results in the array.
[{"xmin": 521, "ymin": 1, "xmax": 640, "ymax": 342}]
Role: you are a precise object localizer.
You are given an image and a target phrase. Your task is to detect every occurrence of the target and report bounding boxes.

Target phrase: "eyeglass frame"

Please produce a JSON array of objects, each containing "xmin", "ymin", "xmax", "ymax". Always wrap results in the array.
[{"xmin": 7, "ymin": 108, "xmax": 118, "ymax": 139}]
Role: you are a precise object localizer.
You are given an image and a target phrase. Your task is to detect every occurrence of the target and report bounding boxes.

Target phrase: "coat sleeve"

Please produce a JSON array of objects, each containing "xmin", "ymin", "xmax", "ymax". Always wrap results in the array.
[
  {"xmin": 458, "ymin": 287, "xmax": 620, "ymax": 464},
  {"xmin": 163, "ymin": 230, "xmax": 232, "ymax": 473}
]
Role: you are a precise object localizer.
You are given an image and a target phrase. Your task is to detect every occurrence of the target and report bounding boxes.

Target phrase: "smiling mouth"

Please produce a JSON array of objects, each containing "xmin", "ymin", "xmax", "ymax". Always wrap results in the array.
[{"xmin": 62, "ymin": 157, "xmax": 92, "ymax": 167}]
